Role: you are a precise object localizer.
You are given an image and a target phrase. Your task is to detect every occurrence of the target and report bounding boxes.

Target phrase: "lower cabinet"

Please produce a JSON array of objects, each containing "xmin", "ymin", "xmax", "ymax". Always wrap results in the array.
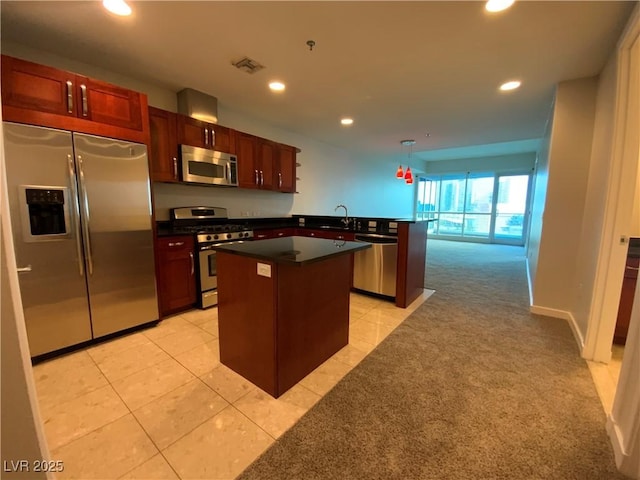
[
  {"xmin": 156, "ymin": 236, "xmax": 196, "ymax": 317},
  {"xmin": 253, "ymin": 227, "xmax": 296, "ymax": 240},
  {"xmin": 295, "ymin": 228, "xmax": 355, "ymax": 241}
]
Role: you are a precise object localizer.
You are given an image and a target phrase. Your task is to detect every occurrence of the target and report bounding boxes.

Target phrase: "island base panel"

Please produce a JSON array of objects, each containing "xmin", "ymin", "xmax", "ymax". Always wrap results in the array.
[
  {"xmin": 277, "ymin": 254, "xmax": 351, "ymax": 395},
  {"xmin": 217, "ymin": 253, "xmax": 277, "ymax": 396},
  {"xmin": 217, "ymin": 251, "xmax": 351, "ymax": 398}
]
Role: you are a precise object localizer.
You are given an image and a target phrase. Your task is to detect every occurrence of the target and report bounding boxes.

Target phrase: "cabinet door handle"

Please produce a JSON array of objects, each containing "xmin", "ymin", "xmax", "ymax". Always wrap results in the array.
[
  {"xmin": 173, "ymin": 157, "xmax": 178, "ymax": 179},
  {"xmin": 16, "ymin": 265, "xmax": 32, "ymax": 273},
  {"xmin": 168, "ymin": 241, "xmax": 185, "ymax": 247},
  {"xmin": 278, "ymin": 172, "xmax": 282, "ymax": 188},
  {"xmin": 260, "ymin": 170, "xmax": 264, "ymax": 186},
  {"xmin": 189, "ymin": 252, "xmax": 194, "ymax": 275},
  {"xmin": 80, "ymin": 84, "xmax": 88, "ymax": 117},
  {"xmin": 254, "ymin": 169, "xmax": 259, "ymax": 185},
  {"xmin": 278, "ymin": 232, "xmax": 284, "ymax": 236},
  {"xmin": 66, "ymin": 80, "xmax": 74, "ymax": 113},
  {"xmin": 204, "ymin": 128, "xmax": 209, "ymax": 147},
  {"xmin": 627, "ymin": 266, "xmax": 639, "ymax": 271}
]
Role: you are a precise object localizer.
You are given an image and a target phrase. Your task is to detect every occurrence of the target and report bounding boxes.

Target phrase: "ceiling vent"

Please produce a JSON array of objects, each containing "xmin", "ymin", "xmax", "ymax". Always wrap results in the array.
[
  {"xmin": 232, "ymin": 57, "xmax": 265, "ymax": 74},
  {"xmin": 177, "ymin": 88, "xmax": 218, "ymax": 124}
]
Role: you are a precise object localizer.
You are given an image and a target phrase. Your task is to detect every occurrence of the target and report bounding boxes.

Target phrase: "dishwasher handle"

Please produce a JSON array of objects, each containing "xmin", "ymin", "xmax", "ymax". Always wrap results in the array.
[{"xmin": 355, "ymin": 233, "xmax": 398, "ymax": 243}]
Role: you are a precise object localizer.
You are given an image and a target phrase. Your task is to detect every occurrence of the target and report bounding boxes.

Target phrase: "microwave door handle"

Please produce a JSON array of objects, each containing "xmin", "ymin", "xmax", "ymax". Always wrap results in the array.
[{"xmin": 226, "ymin": 162, "xmax": 231, "ymax": 183}]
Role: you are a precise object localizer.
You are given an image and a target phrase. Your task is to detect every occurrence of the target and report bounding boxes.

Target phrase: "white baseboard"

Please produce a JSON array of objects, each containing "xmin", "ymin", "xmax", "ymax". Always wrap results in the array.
[
  {"xmin": 529, "ymin": 305, "xmax": 571, "ymax": 320},
  {"xmin": 525, "ymin": 260, "xmax": 534, "ymax": 306},
  {"xmin": 529, "ymin": 306, "xmax": 585, "ymax": 350}
]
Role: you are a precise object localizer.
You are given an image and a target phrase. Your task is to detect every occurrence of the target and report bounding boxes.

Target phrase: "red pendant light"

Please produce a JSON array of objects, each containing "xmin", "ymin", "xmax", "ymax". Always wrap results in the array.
[
  {"xmin": 396, "ymin": 165, "xmax": 404, "ymax": 178},
  {"xmin": 404, "ymin": 166, "xmax": 414, "ymax": 184}
]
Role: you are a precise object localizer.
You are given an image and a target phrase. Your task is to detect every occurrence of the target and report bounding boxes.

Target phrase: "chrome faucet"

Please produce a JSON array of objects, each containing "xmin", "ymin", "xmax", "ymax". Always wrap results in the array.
[{"xmin": 335, "ymin": 204, "xmax": 350, "ymax": 227}]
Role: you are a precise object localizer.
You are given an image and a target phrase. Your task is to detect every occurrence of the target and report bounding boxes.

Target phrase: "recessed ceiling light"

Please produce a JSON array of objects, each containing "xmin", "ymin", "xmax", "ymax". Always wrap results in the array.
[
  {"xmin": 269, "ymin": 81, "xmax": 285, "ymax": 92},
  {"xmin": 341, "ymin": 118, "xmax": 354, "ymax": 126},
  {"xmin": 103, "ymin": 0, "xmax": 132, "ymax": 16},
  {"xmin": 499, "ymin": 80, "xmax": 521, "ymax": 91},
  {"xmin": 485, "ymin": 0, "xmax": 515, "ymax": 13}
]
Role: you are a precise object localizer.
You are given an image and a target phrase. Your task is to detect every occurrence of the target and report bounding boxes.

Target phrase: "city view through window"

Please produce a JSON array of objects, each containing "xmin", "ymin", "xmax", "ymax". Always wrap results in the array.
[{"xmin": 417, "ymin": 173, "xmax": 531, "ymax": 245}]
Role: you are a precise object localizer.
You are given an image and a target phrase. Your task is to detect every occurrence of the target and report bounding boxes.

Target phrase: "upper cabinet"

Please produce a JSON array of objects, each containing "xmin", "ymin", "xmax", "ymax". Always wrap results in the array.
[
  {"xmin": 236, "ymin": 131, "xmax": 298, "ymax": 193},
  {"xmin": 147, "ymin": 106, "xmax": 300, "ymax": 192},
  {"xmin": 149, "ymin": 107, "xmax": 179, "ymax": 183},
  {"xmin": 177, "ymin": 115, "xmax": 235, "ymax": 154},
  {"xmin": 277, "ymin": 144, "xmax": 297, "ymax": 193},
  {"xmin": 1, "ymin": 55, "xmax": 149, "ymax": 144}
]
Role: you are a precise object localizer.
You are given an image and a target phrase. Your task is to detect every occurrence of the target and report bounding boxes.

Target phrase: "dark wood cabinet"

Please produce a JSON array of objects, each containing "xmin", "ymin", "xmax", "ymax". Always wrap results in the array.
[
  {"xmin": 236, "ymin": 132, "xmax": 273, "ymax": 190},
  {"xmin": 156, "ymin": 236, "xmax": 196, "ymax": 317},
  {"xmin": 276, "ymin": 144, "xmax": 297, "ymax": 193},
  {"xmin": 146, "ymin": 106, "xmax": 299, "ymax": 191},
  {"xmin": 176, "ymin": 115, "xmax": 235, "ymax": 153},
  {"xmin": 1, "ymin": 55, "xmax": 149, "ymax": 144},
  {"xmin": 615, "ymin": 255, "xmax": 639, "ymax": 345},
  {"xmin": 236, "ymin": 131, "xmax": 260, "ymax": 188},
  {"xmin": 236, "ymin": 132, "xmax": 298, "ymax": 192},
  {"xmin": 254, "ymin": 227, "xmax": 296, "ymax": 240},
  {"xmin": 296, "ymin": 228, "xmax": 355, "ymax": 241},
  {"xmin": 148, "ymin": 107, "xmax": 179, "ymax": 182}
]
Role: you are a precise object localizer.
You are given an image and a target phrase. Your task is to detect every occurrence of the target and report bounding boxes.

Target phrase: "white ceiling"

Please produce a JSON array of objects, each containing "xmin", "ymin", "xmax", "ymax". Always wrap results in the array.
[{"xmin": 0, "ymin": 1, "xmax": 635, "ymax": 162}]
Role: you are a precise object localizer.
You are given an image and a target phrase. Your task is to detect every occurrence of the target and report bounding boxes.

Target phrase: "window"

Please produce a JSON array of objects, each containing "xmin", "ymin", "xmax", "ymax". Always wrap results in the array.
[{"xmin": 417, "ymin": 171, "xmax": 531, "ymax": 245}]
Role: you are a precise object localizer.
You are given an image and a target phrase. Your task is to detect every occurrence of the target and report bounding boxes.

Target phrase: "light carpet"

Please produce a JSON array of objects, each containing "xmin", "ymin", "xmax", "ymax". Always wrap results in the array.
[{"xmin": 237, "ymin": 239, "xmax": 625, "ymax": 480}]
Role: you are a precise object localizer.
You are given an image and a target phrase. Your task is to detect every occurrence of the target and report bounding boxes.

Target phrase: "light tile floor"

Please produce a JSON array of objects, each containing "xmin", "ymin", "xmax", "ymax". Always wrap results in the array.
[
  {"xmin": 32, "ymin": 290, "xmax": 434, "ymax": 480},
  {"xmin": 586, "ymin": 344, "xmax": 625, "ymax": 414}
]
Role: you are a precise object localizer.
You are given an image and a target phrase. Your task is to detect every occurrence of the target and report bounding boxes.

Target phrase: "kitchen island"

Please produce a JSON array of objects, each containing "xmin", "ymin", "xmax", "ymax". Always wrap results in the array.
[{"xmin": 213, "ymin": 236, "xmax": 370, "ymax": 398}]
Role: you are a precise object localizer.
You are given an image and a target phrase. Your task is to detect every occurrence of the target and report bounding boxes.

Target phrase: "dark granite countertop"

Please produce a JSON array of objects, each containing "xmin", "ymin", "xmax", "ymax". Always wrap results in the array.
[
  {"xmin": 156, "ymin": 215, "xmax": 435, "ymax": 238},
  {"xmin": 212, "ymin": 236, "xmax": 371, "ymax": 265}
]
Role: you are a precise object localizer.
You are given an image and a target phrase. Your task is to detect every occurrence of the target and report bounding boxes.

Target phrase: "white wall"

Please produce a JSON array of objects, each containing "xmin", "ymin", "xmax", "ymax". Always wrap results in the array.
[
  {"xmin": 424, "ymin": 152, "xmax": 536, "ymax": 175},
  {"xmin": 528, "ymin": 77, "xmax": 598, "ymax": 316},
  {"xmin": 571, "ymin": 54, "xmax": 619, "ymax": 337},
  {"xmin": 527, "ymin": 115, "xmax": 552, "ymax": 292}
]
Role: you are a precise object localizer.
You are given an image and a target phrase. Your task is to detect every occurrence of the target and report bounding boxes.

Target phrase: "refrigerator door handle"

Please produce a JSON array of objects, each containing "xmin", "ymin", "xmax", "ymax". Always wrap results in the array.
[
  {"xmin": 77, "ymin": 155, "xmax": 94, "ymax": 275},
  {"xmin": 68, "ymin": 154, "xmax": 84, "ymax": 277}
]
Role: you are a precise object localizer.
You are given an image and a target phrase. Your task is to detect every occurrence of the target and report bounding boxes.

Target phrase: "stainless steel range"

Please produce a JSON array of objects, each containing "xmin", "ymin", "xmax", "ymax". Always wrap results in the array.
[{"xmin": 169, "ymin": 207, "xmax": 253, "ymax": 308}]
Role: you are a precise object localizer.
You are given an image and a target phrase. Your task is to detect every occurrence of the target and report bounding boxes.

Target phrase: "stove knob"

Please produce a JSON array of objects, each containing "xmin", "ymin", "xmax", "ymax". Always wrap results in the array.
[
  {"xmin": 206, "ymin": 235, "xmax": 212, "ymax": 241},
  {"xmin": 244, "ymin": 232, "xmax": 249, "ymax": 238},
  {"xmin": 226, "ymin": 233, "xmax": 232, "ymax": 239},
  {"xmin": 213, "ymin": 234, "xmax": 219, "ymax": 240}
]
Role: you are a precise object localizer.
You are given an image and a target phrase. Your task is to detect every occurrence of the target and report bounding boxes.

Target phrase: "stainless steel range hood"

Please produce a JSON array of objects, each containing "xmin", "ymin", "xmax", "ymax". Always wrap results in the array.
[{"xmin": 177, "ymin": 88, "xmax": 218, "ymax": 124}]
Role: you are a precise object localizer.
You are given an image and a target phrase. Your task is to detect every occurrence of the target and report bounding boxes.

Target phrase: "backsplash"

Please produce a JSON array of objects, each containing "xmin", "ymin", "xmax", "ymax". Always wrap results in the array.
[{"xmin": 152, "ymin": 183, "xmax": 294, "ymax": 220}]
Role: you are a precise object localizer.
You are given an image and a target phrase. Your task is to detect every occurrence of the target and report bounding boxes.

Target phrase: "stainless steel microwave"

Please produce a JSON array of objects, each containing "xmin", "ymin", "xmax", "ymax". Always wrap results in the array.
[{"xmin": 181, "ymin": 145, "xmax": 238, "ymax": 186}]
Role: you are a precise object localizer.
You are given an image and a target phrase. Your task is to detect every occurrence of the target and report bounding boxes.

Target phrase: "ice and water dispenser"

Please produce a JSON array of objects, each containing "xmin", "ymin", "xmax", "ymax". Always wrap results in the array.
[{"xmin": 20, "ymin": 186, "xmax": 70, "ymax": 241}]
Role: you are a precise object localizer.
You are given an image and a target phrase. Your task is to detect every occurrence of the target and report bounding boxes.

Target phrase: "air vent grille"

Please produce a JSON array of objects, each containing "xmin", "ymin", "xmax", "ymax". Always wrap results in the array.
[{"xmin": 232, "ymin": 57, "xmax": 265, "ymax": 74}]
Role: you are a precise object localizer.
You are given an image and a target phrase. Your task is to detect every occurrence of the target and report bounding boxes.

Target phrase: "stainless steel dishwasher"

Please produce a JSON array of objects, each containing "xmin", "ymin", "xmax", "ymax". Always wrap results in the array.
[{"xmin": 353, "ymin": 233, "xmax": 398, "ymax": 297}]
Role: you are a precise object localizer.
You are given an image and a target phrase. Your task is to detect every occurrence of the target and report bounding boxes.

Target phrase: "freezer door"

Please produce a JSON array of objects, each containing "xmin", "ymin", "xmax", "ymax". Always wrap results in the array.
[
  {"xmin": 72, "ymin": 133, "xmax": 159, "ymax": 337},
  {"xmin": 3, "ymin": 122, "xmax": 92, "ymax": 356}
]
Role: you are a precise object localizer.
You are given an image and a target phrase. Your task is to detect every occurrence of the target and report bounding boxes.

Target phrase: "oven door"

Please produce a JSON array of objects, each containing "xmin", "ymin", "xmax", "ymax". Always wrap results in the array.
[
  {"xmin": 198, "ymin": 241, "xmax": 246, "ymax": 308},
  {"xmin": 198, "ymin": 246, "xmax": 218, "ymax": 308}
]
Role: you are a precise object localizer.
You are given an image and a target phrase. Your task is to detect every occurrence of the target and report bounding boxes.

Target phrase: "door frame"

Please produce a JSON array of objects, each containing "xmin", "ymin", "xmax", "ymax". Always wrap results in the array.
[{"xmin": 583, "ymin": 7, "xmax": 640, "ymax": 363}]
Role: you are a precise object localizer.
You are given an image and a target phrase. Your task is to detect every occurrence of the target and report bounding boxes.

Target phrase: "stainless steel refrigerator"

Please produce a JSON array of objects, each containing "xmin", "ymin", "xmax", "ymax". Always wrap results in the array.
[{"xmin": 3, "ymin": 122, "xmax": 159, "ymax": 357}]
